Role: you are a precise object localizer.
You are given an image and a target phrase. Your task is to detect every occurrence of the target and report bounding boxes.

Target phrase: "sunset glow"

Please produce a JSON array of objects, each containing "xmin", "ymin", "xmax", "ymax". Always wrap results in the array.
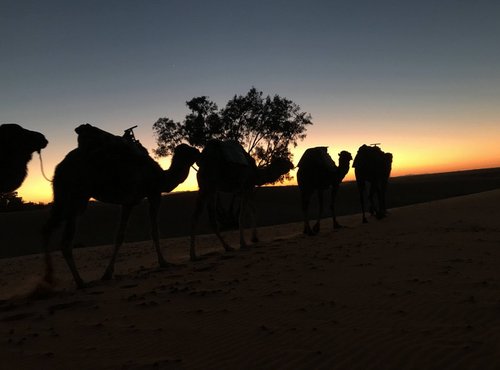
[
  {"xmin": 16, "ymin": 118, "xmax": 500, "ymax": 204},
  {"xmin": 3, "ymin": 1, "xmax": 500, "ymax": 204}
]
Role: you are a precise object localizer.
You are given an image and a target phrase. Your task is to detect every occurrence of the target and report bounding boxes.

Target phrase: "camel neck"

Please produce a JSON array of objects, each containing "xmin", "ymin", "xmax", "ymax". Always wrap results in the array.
[
  {"xmin": 255, "ymin": 165, "xmax": 281, "ymax": 187},
  {"xmin": 337, "ymin": 161, "xmax": 351, "ymax": 181},
  {"xmin": 162, "ymin": 161, "xmax": 191, "ymax": 192},
  {"xmin": 0, "ymin": 154, "xmax": 30, "ymax": 193}
]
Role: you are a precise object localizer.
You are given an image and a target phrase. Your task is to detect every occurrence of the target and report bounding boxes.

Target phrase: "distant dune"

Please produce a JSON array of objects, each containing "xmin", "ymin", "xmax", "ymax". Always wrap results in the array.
[{"xmin": 1, "ymin": 167, "xmax": 499, "ymax": 258}]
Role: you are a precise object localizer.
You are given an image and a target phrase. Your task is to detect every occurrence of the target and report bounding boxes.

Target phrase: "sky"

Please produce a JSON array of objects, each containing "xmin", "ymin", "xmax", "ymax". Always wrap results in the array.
[{"xmin": 2, "ymin": 0, "xmax": 500, "ymax": 203}]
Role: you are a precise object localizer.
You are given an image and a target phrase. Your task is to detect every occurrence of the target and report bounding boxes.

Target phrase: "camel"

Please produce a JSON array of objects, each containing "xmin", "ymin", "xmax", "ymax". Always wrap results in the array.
[
  {"xmin": 42, "ymin": 124, "xmax": 200, "ymax": 288},
  {"xmin": 190, "ymin": 140, "xmax": 294, "ymax": 260},
  {"xmin": 297, "ymin": 147, "xmax": 352, "ymax": 235},
  {"xmin": 353, "ymin": 144, "xmax": 393, "ymax": 223},
  {"xmin": 0, "ymin": 123, "xmax": 48, "ymax": 193}
]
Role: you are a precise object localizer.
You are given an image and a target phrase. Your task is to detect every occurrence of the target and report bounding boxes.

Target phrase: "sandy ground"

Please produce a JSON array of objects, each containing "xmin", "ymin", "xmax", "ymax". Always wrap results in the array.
[{"xmin": 1, "ymin": 189, "xmax": 500, "ymax": 369}]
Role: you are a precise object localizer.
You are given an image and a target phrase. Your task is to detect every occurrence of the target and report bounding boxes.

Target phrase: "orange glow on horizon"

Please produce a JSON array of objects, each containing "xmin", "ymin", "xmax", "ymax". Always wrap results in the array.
[
  {"xmin": 17, "ymin": 151, "xmax": 500, "ymax": 205},
  {"xmin": 15, "ymin": 120, "xmax": 500, "ymax": 204}
]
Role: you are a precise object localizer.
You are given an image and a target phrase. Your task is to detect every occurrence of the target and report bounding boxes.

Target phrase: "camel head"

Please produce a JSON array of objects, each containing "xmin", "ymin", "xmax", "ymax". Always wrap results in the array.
[
  {"xmin": 0, "ymin": 123, "xmax": 48, "ymax": 156},
  {"xmin": 335, "ymin": 150, "xmax": 353, "ymax": 182},
  {"xmin": 338, "ymin": 151, "xmax": 353, "ymax": 173},
  {"xmin": 338, "ymin": 150, "xmax": 353, "ymax": 164},
  {"xmin": 0, "ymin": 124, "xmax": 48, "ymax": 193},
  {"xmin": 254, "ymin": 157, "xmax": 294, "ymax": 186},
  {"xmin": 171, "ymin": 143, "xmax": 201, "ymax": 168},
  {"xmin": 270, "ymin": 157, "xmax": 295, "ymax": 175}
]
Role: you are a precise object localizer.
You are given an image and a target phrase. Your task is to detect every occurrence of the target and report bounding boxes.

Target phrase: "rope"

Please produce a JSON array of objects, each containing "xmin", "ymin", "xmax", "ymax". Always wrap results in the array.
[{"xmin": 38, "ymin": 151, "xmax": 53, "ymax": 182}]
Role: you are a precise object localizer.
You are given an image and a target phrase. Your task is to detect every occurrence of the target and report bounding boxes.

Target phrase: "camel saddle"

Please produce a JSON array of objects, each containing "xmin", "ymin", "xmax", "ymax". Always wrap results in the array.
[
  {"xmin": 353, "ymin": 144, "xmax": 385, "ymax": 169},
  {"xmin": 75, "ymin": 123, "xmax": 149, "ymax": 158},
  {"xmin": 297, "ymin": 146, "xmax": 336, "ymax": 170},
  {"xmin": 205, "ymin": 140, "xmax": 252, "ymax": 167}
]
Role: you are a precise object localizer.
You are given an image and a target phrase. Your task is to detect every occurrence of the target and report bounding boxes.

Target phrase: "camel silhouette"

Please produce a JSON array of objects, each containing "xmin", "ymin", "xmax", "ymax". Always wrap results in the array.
[
  {"xmin": 353, "ymin": 144, "xmax": 393, "ymax": 223},
  {"xmin": 42, "ymin": 124, "xmax": 200, "ymax": 288},
  {"xmin": 297, "ymin": 147, "xmax": 352, "ymax": 235},
  {"xmin": 190, "ymin": 140, "xmax": 294, "ymax": 260},
  {"xmin": 0, "ymin": 123, "xmax": 48, "ymax": 193}
]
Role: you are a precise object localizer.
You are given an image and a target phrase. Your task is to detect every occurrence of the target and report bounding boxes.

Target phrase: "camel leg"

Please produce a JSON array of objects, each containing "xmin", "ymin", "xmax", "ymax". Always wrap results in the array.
[
  {"xmin": 368, "ymin": 183, "xmax": 383, "ymax": 219},
  {"xmin": 227, "ymin": 193, "xmax": 240, "ymax": 229},
  {"xmin": 379, "ymin": 181, "xmax": 388, "ymax": 218},
  {"xmin": 148, "ymin": 195, "xmax": 168, "ymax": 268},
  {"xmin": 238, "ymin": 195, "xmax": 249, "ymax": 249},
  {"xmin": 301, "ymin": 189, "xmax": 314, "ymax": 236},
  {"xmin": 330, "ymin": 184, "xmax": 342, "ymax": 229},
  {"xmin": 249, "ymin": 193, "xmax": 259, "ymax": 243},
  {"xmin": 190, "ymin": 190, "xmax": 234, "ymax": 260},
  {"xmin": 369, "ymin": 187, "xmax": 374, "ymax": 216},
  {"xmin": 357, "ymin": 181, "xmax": 368, "ymax": 223},
  {"xmin": 61, "ymin": 216, "xmax": 85, "ymax": 288},
  {"xmin": 102, "ymin": 205, "xmax": 133, "ymax": 280},
  {"xmin": 41, "ymin": 206, "xmax": 64, "ymax": 285},
  {"xmin": 374, "ymin": 186, "xmax": 382, "ymax": 218},
  {"xmin": 207, "ymin": 193, "xmax": 234, "ymax": 252},
  {"xmin": 41, "ymin": 223, "xmax": 57, "ymax": 285},
  {"xmin": 375, "ymin": 184, "xmax": 387, "ymax": 219},
  {"xmin": 368, "ymin": 184, "xmax": 377, "ymax": 216},
  {"xmin": 312, "ymin": 190, "xmax": 324, "ymax": 234},
  {"xmin": 42, "ymin": 241, "xmax": 54, "ymax": 285},
  {"xmin": 190, "ymin": 191, "xmax": 206, "ymax": 261}
]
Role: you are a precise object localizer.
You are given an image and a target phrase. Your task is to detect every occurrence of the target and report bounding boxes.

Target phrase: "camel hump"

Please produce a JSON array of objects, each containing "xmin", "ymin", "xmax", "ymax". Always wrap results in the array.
[
  {"xmin": 203, "ymin": 140, "xmax": 253, "ymax": 167},
  {"xmin": 297, "ymin": 147, "xmax": 336, "ymax": 170}
]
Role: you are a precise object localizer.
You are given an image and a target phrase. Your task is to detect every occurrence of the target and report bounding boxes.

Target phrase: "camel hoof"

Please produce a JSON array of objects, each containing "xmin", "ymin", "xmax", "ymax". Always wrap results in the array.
[
  {"xmin": 76, "ymin": 281, "xmax": 89, "ymax": 289},
  {"xmin": 158, "ymin": 261, "xmax": 177, "ymax": 270},
  {"xmin": 81, "ymin": 280, "xmax": 99, "ymax": 289},
  {"xmin": 43, "ymin": 272, "xmax": 55, "ymax": 286},
  {"xmin": 190, "ymin": 254, "xmax": 199, "ymax": 262},
  {"xmin": 101, "ymin": 270, "xmax": 113, "ymax": 281},
  {"xmin": 303, "ymin": 228, "xmax": 314, "ymax": 236},
  {"xmin": 362, "ymin": 218, "xmax": 368, "ymax": 224},
  {"xmin": 30, "ymin": 279, "xmax": 56, "ymax": 299},
  {"xmin": 303, "ymin": 224, "xmax": 313, "ymax": 235},
  {"xmin": 158, "ymin": 259, "xmax": 169, "ymax": 268},
  {"xmin": 312, "ymin": 224, "xmax": 320, "ymax": 234}
]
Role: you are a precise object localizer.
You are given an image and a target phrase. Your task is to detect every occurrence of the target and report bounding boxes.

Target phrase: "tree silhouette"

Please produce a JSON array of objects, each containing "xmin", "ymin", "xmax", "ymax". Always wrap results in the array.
[
  {"xmin": 153, "ymin": 87, "xmax": 312, "ymax": 170},
  {"xmin": 0, "ymin": 191, "xmax": 23, "ymax": 211}
]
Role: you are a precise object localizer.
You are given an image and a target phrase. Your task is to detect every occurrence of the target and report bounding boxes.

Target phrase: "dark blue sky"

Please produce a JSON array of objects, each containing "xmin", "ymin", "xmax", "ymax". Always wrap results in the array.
[{"xmin": 2, "ymin": 0, "xmax": 500, "ymax": 201}]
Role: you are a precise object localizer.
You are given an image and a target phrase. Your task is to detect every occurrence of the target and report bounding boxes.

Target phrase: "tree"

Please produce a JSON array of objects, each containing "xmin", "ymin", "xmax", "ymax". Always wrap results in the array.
[{"xmin": 153, "ymin": 87, "xmax": 312, "ymax": 169}]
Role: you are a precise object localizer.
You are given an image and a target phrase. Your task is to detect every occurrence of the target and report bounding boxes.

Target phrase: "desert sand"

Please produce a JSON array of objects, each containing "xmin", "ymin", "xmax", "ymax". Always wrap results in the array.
[{"xmin": 1, "ymin": 188, "xmax": 500, "ymax": 369}]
